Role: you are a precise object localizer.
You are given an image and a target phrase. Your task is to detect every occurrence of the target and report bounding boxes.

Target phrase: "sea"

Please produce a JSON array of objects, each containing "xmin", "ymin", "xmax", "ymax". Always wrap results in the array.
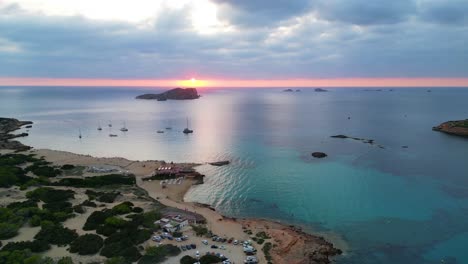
[{"xmin": 1, "ymin": 86, "xmax": 468, "ymax": 264}]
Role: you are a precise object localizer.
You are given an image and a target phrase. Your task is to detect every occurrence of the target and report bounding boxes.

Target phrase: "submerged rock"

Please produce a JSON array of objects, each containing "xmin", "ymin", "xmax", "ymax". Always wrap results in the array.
[{"xmin": 312, "ymin": 152, "xmax": 328, "ymax": 158}]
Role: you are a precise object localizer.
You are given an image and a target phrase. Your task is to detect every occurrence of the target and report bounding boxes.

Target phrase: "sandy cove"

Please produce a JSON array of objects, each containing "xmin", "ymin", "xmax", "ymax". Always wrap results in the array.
[{"xmin": 24, "ymin": 148, "xmax": 344, "ymax": 264}]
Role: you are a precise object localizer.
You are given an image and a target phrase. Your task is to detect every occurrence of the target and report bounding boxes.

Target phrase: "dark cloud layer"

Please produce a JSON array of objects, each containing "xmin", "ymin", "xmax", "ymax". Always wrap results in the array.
[{"xmin": 0, "ymin": 0, "xmax": 467, "ymax": 79}]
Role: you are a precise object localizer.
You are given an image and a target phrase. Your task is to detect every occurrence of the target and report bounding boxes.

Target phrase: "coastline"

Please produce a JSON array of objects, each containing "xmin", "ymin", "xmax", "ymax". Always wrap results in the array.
[
  {"xmin": 1, "ymin": 117, "xmax": 344, "ymax": 263},
  {"xmin": 32, "ymin": 148, "xmax": 344, "ymax": 263}
]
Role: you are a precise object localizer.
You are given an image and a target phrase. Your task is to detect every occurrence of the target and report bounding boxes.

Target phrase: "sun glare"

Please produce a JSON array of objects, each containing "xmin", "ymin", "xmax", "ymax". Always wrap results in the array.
[{"xmin": 177, "ymin": 78, "xmax": 207, "ymax": 88}]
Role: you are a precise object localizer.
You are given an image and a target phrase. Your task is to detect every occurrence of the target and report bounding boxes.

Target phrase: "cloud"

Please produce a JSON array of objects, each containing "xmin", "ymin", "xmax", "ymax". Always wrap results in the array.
[
  {"xmin": 419, "ymin": 0, "xmax": 468, "ymax": 25},
  {"xmin": 315, "ymin": 0, "xmax": 417, "ymax": 25},
  {"xmin": 212, "ymin": 0, "xmax": 313, "ymax": 27},
  {"xmin": 0, "ymin": 0, "xmax": 467, "ymax": 80}
]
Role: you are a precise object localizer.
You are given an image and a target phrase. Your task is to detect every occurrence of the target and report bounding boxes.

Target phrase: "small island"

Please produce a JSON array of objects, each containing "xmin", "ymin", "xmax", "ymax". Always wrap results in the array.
[
  {"xmin": 315, "ymin": 88, "xmax": 328, "ymax": 92},
  {"xmin": 136, "ymin": 88, "xmax": 200, "ymax": 101},
  {"xmin": 433, "ymin": 119, "xmax": 468, "ymax": 137},
  {"xmin": 283, "ymin": 89, "xmax": 294, "ymax": 92}
]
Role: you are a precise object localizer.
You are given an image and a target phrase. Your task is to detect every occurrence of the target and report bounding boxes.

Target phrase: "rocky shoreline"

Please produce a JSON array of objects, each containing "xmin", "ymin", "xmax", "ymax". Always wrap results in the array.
[
  {"xmin": 0, "ymin": 117, "xmax": 33, "ymax": 151},
  {"xmin": 433, "ymin": 120, "xmax": 468, "ymax": 137}
]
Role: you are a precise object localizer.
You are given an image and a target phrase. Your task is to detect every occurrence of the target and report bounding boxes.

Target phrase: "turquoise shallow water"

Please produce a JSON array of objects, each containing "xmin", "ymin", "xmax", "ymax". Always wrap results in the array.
[{"xmin": 1, "ymin": 86, "xmax": 468, "ymax": 263}]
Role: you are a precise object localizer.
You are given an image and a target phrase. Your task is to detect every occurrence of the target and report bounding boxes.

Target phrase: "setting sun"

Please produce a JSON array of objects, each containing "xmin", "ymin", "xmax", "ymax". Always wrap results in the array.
[{"xmin": 177, "ymin": 78, "xmax": 208, "ymax": 88}]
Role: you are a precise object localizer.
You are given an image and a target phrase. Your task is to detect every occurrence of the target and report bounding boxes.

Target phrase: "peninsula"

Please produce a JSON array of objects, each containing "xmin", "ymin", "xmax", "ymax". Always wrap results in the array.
[
  {"xmin": 0, "ymin": 117, "xmax": 33, "ymax": 151},
  {"xmin": 136, "ymin": 88, "xmax": 200, "ymax": 101},
  {"xmin": 432, "ymin": 119, "xmax": 468, "ymax": 137}
]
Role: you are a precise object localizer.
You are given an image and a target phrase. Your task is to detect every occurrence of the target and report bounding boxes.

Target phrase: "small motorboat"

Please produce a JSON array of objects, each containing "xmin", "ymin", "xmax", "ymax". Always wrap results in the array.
[
  {"xmin": 120, "ymin": 121, "xmax": 128, "ymax": 132},
  {"xmin": 109, "ymin": 134, "xmax": 118, "ymax": 137},
  {"xmin": 157, "ymin": 130, "xmax": 165, "ymax": 133}
]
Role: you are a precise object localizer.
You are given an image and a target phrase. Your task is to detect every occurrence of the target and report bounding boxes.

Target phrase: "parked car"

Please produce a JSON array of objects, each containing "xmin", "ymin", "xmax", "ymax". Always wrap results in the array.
[
  {"xmin": 233, "ymin": 240, "xmax": 239, "ymax": 245},
  {"xmin": 190, "ymin": 244, "xmax": 197, "ymax": 249},
  {"xmin": 195, "ymin": 251, "xmax": 200, "ymax": 258},
  {"xmin": 181, "ymin": 245, "xmax": 186, "ymax": 251},
  {"xmin": 211, "ymin": 245, "xmax": 218, "ymax": 249},
  {"xmin": 175, "ymin": 237, "xmax": 182, "ymax": 242},
  {"xmin": 202, "ymin": 240, "xmax": 208, "ymax": 245},
  {"xmin": 152, "ymin": 236, "xmax": 162, "ymax": 242}
]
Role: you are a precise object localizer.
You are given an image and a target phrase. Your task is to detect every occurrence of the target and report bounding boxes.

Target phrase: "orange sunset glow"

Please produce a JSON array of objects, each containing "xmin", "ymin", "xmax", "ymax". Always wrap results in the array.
[{"xmin": 1, "ymin": 77, "xmax": 468, "ymax": 88}]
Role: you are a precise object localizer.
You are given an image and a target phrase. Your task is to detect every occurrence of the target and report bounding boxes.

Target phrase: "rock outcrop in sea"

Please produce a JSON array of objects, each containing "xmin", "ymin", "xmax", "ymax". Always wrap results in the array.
[
  {"xmin": 433, "ymin": 120, "xmax": 468, "ymax": 137},
  {"xmin": 136, "ymin": 88, "xmax": 200, "ymax": 100},
  {"xmin": 315, "ymin": 88, "xmax": 328, "ymax": 92},
  {"xmin": 312, "ymin": 152, "xmax": 328, "ymax": 158},
  {"xmin": 0, "ymin": 117, "xmax": 33, "ymax": 151}
]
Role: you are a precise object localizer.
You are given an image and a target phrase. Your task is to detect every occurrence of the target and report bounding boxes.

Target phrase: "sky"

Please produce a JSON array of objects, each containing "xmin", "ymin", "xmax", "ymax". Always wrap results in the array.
[{"xmin": 0, "ymin": 0, "xmax": 468, "ymax": 87}]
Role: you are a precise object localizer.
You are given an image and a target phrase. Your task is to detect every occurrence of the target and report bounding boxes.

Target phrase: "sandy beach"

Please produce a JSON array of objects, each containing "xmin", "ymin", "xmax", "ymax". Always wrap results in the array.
[{"xmin": 20, "ymin": 148, "xmax": 344, "ymax": 264}]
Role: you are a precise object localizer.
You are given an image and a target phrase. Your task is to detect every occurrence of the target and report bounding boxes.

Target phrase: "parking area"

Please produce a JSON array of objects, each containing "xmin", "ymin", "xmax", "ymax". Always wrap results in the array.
[{"xmin": 154, "ymin": 226, "xmax": 258, "ymax": 264}]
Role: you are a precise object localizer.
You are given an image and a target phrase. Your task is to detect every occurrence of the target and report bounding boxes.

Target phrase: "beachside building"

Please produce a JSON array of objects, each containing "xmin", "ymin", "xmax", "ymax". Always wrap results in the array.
[{"xmin": 155, "ymin": 215, "xmax": 189, "ymax": 233}]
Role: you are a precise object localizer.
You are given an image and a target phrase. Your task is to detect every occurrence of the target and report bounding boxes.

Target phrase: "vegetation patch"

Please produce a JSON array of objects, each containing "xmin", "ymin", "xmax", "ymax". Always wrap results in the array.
[
  {"xmin": 26, "ymin": 187, "xmax": 75, "ymax": 203},
  {"xmin": 34, "ymin": 221, "xmax": 78, "ymax": 246},
  {"xmin": 2, "ymin": 240, "xmax": 51, "ymax": 253},
  {"xmin": 138, "ymin": 245, "xmax": 181, "ymax": 264},
  {"xmin": 53, "ymin": 174, "xmax": 135, "ymax": 188},
  {"xmin": 191, "ymin": 225, "xmax": 208, "ymax": 236},
  {"xmin": 70, "ymin": 234, "xmax": 104, "ymax": 255}
]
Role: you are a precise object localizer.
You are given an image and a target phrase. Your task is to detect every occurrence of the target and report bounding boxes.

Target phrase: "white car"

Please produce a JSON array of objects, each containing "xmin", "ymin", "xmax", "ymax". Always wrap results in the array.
[
  {"xmin": 220, "ymin": 245, "xmax": 226, "ymax": 250},
  {"xmin": 152, "ymin": 236, "xmax": 162, "ymax": 242},
  {"xmin": 233, "ymin": 240, "xmax": 239, "ymax": 245},
  {"xmin": 202, "ymin": 240, "xmax": 208, "ymax": 245},
  {"xmin": 195, "ymin": 251, "xmax": 200, "ymax": 258},
  {"xmin": 175, "ymin": 237, "xmax": 182, "ymax": 242}
]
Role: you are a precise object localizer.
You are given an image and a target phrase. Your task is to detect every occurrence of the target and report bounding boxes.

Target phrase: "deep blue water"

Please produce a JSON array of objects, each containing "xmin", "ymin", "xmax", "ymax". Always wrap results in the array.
[{"xmin": 1, "ymin": 86, "xmax": 468, "ymax": 263}]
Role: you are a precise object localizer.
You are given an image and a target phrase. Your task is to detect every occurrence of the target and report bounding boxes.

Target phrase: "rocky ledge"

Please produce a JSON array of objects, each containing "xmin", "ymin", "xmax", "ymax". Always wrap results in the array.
[
  {"xmin": 433, "ymin": 119, "xmax": 468, "ymax": 137},
  {"xmin": 136, "ymin": 88, "xmax": 200, "ymax": 101},
  {"xmin": 0, "ymin": 117, "xmax": 33, "ymax": 151}
]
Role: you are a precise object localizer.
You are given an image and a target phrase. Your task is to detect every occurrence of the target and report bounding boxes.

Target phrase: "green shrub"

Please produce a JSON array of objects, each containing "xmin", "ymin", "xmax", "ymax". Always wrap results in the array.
[
  {"xmin": 43, "ymin": 201, "xmax": 73, "ymax": 213},
  {"xmin": 26, "ymin": 164, "xmax": 61, "ymax": 178},
  {"xmin": 98, "ymin": 192, "xmax": 120, "ymax": 203},
  {"xmin": 26, "ymin": 187, "xmax": 74, "ymax": 203},
  {"xmin": 262, "ymin": 242, "xmax": 273, "ymax": 262},
  {"xmin": 199, "ymin": 254, "xmax": 222, "ymax": 264},
  {"xmin": 112, "ymin": 202, "xmax": 133, "ymax": 215},
  {"xmin": 105, "ymin": 257, "xmax": 129, "ymax": 264},
  {"xmin": 180, "ymin": 255, "xmax": 197, "ymax": 264},
  {"xmin": 34, "ymin": 223, "xmax": 78, "ymax": 246},
  {"xmin": 81, "ymin": 200, "xmax": 97, "ymax": 207},
  {"xmin": 191, "ymin": 225, "xmax": 208, "ymax": 236},
  {"xmin": 138, "ymin": 245, "xmax": 181, "ymax": 264},
  {"xmin": 70, "ymin": 234, "xmax": 104, "ymax": 255},
  {"xmin": 132, "ymin": 207, "xmax": 144, "ymax": 213},
  {"xmin": 83, "ymin": 210, "xmax": 114, "ymax": 230},
  {"xmin": 57, "ymin": 256, "xmax": 74, "ymax": 264},
  {"xmin": 0, "ymin": 222, "xmax": 21, "ymax": 239},
  {"xmin": 142, "ymin": 211, "xmax": 161, "ymax": 228},
  {"xmin": 53, "ymin": 174, "xmax": 135, "ymax": 188},
  {"xmin": 60, "ymin": 164, "xmax": 75, "ymax": 170},
  {"xmin": 100, "ymin": 242, "xmax": 141, "ymax": 262},
  {"xmin": 2, "ymin": 240, "xmax": 51, "ymax": 253},
  {"xmin": 105, "ymin": 216, "xmax": 128, "ymax": 228}
]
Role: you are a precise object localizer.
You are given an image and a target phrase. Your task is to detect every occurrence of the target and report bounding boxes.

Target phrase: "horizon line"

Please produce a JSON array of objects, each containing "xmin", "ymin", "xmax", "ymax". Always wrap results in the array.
[{"xmin": 1, "ymin": 77, "xmax": 468, "ymax": 88}]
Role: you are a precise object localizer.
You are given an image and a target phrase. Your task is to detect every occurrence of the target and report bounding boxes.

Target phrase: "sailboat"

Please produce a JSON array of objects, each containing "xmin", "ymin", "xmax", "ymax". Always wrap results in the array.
[
  {"xmin": 120, "ymin": 121, "xmax": 128, "ymax": 132},
  {"xmin": 165, "ymin": 120, "xmax": 172, "ymax": 130},
  {"xmin": 108, "ymin": 121, "xmax": 112, "ymax": 127},
  {"xmin": 97, "ymin": 122, "xmax": 102, "ymax": 131},
  {"xmin": 183, "ymin": 118, "xmax": 193, "ymax": 134},
  {"xmin": 78, "ymin": 128, "xmax": 82, "ymax": 139}
]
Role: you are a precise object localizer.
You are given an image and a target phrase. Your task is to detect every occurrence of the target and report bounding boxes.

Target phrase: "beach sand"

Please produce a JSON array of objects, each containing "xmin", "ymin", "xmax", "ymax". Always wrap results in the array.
[{"xmin": 1, "ymin": 149, "xmax": 344, "ymax": 264}]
